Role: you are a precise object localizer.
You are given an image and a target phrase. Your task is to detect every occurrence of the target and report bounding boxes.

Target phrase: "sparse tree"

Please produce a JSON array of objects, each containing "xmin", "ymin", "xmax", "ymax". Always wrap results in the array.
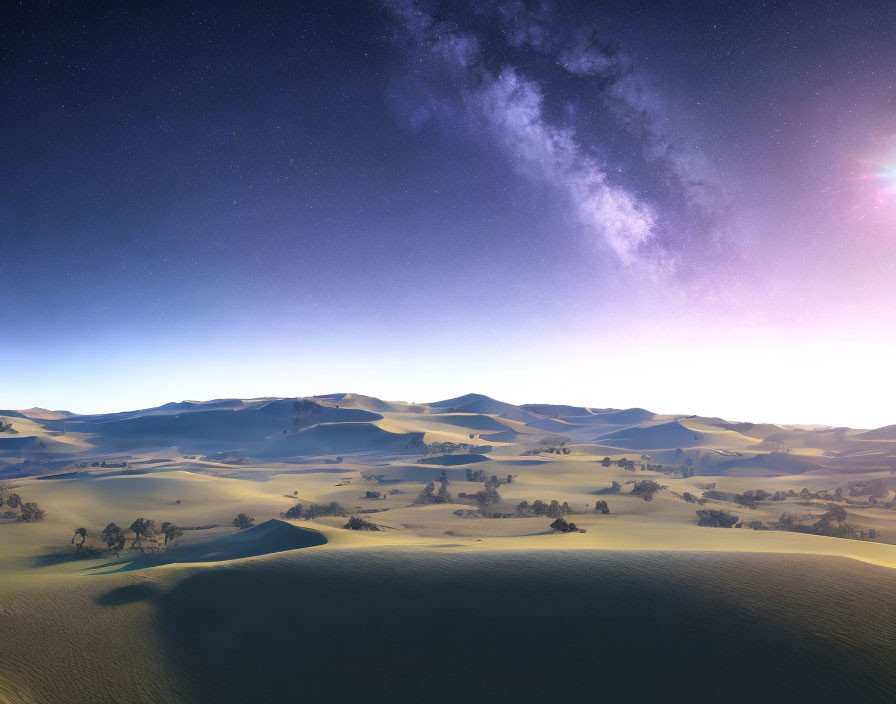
[
  {"xmin": 824, "ymin": 504, "xmax": 847, "ymax": 524},
  {"xmin": 414, "ymin": 481, "xmax": 436, "ymax": 505},
  {"xmin": 696, "ymin": 509, "xmax": 739, "ymax": 528},
  {"xmin": 128, "ymin": 518, "xmax": 156, "ymax": 550},
  {"xmin": 550, "ymin": 517, "xmax": 579, "ymax": 533},
  {"xmin": 19, "ymin": 502, "xmax": 44, "ymax": 522},
  {"xmin": 232, "ymin": 513, "xmax": 255, "ymax": 530},
  {"xmin": 101, "ymin": 523, "xmax": 125, "ymax": 554},
  {"xmin": 344, "ymin": 516, "xmax": 381, "ymax": 531},
  {"xmin": 161, "ymin": 522, "xmax": 183, "ymax": 546},
  {"xmin": 632, "ymin": 480, "xmax": 663, "ymax": 502},
  {"xmin": 72, "ymin": 527, "xmax": 87, "ymax": 552}
]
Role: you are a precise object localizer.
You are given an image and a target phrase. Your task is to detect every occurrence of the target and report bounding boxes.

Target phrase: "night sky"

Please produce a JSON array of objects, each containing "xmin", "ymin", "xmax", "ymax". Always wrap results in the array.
[{"xmin": 2, "ymin": 1, "xmax": 895, "ymax": 425}]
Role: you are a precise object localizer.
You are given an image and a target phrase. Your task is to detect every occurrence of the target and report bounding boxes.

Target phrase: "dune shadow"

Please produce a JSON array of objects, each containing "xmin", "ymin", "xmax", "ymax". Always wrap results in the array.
[
  {"xmin": 154, "ymin": 551, "xmax": 896, "ymax": 703},
  {"xmin": 96, "ymin": 582, "xmax": 161, "ymax": 606},
  {"xmin": 94, "ymin": 519, "xmax": 326, "ymax": 573}
]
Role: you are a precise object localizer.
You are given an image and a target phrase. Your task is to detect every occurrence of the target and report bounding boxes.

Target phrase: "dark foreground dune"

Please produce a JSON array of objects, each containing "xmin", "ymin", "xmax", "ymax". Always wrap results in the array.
[
  {"xmin": 2, "ymin": 550, "xmax": 895, "ymax": 703},
  {"xmin": 159, "ymin": 551, "xmax": 895, "ymax": 703}
]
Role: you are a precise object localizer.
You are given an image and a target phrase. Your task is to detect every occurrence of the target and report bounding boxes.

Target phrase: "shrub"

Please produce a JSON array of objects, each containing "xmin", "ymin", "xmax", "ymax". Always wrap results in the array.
[
  {"xmin": 19, "ymin": 502, "xmax": 44, "ymax": 522},
  {"xmin": 232, "ymin": 513, "xmax": 255, "ymax": 530},
  {"xmin": 414, "ymin": 479, "xmax": 451, "ymax": 505},
  {"xmin": 632, "ymin": 480, "xmax": 663, "ymax": 502},
  {"xmin": 161, "ymin": 522, "xmax": 184, "ymax": 546},
  {"xmin": 304, "ymin": 502, "xmax": 347, "ymax": 519},
  {"xmin": 344, "ymin": 516, "xmax": 381, "ymax": 531},
  {"xmin": 696, "ymin": 509, "xmax": 739, "ymax": 528},
  {"xmin": 549, "ymin": 517, "xmax": 578, "ymax": 533}
]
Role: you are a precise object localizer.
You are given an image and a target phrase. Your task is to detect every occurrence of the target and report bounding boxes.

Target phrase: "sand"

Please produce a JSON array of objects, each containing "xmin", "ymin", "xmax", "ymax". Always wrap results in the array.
[{"xmin": 3, "ymin": 393, "xmax": 896, "ymax": 701}]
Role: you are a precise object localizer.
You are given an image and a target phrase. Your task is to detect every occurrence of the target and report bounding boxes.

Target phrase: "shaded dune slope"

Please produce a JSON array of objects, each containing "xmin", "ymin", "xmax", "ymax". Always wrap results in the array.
[{"xmin": 156, "ymin": 550, "xmax": 896, "ymax": 703}]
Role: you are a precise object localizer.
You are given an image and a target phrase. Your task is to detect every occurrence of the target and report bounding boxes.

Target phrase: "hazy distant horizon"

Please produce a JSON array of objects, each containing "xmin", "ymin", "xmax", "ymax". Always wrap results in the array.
[{"xmin": 8, "ymin": 386, "xmax": 887, "ymax": 432}]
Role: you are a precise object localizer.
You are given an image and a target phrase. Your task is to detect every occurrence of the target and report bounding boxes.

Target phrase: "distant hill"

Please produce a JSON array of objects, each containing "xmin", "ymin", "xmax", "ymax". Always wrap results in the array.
[
  {"xmin": 3, "ymin": 393, "xmax": 893, "ymax": 471},
  {"xmin": 857, "ymin": 425, "xmax": 896, "ymax": 441},
  {"xmin": 597, "ymin": 421, "xmax": 703, "ymax": 450},
  {"xmin": 428, "ymin": 394, "xmax": 540, "ymax": 422}
]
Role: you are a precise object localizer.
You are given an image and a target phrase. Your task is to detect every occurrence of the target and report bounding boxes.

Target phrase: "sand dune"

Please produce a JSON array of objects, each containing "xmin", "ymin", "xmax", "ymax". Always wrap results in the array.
[{"xmin": 597, "ymin": 421, "xmax": 703, "ymax": 449}]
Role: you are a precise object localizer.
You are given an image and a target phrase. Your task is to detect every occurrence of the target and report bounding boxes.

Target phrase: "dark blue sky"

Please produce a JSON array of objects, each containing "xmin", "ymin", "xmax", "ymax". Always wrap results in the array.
[{"xmin": 2, "ymin": 1, "xmax": 895, "ymax": 424}]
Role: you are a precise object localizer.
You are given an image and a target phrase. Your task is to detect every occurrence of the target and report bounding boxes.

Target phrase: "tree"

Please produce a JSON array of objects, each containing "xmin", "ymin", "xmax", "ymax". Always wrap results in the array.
[
  {"xmin": 161, "ymin": 522, "xmax": 183, "ymax": 546},
  {"xmin": 101, "ymin": 523, "xmax": 125, "ymax": 555},
  {"xmin": 19, "ymin": 502, "xmax": 44, "ymax": 522},
  {"xmin": 344, "ymin": 516, "xmax": 381, "ymax": 531},
  {"xmin": 285, "ymin": 503, "xmax": 304, "ymax": 519},
  {"xmin": 594, "ymin": 500, "xmax": 609, "ymax": 514},
  {"xmin": 601, "ymin": 457, "xmax": 611, "ymax": 467},
  {"xmin": 129, "ymin": 518, "xmax": 156, "ymax": 550},
  {"xmin": 632, "ymin": 480, "xmax": 663, "ymax": 502},
  {"xmin": 72, "ymin": 527, "xmax": 87, "ymax": 552},
  {"xmin": 6, "ymin": 493, "xmax": 21, "ymax": 509},
  {"xmin": 696, "ymin": 509, "xmax": 739, "ymax": 528},
  {"xmin": 436, "ymin": 479, "xmax": 451, "ymax": 503},
  {"xmin": 232, "ymin": 513, "xmax": 255, "ymax": 530},
  {"xmin": 304, "ymin": 502, "xmax": 347, "ymax": 519},
  {"xmin": 824, "ymin": 504, "xmax": 847, "ymax": 524},
  {"xmin": 414, "ymin": 481, "xmax": 436, "ymax": 505},
  {"xmin": 550, "ymin": 517, "xmax": 579, "ymax": 533},
  {"xmin": 474, "ymin": 478, "xmax": 501, "ymax": 513},
  {"xmin": 516, "ymin": 500, "xmax": 530, "ymax": 515}
]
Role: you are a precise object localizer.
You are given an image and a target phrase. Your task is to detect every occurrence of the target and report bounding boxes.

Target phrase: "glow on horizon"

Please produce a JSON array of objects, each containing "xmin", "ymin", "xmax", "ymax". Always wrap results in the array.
[{"xmin": 4, "ymin": 326, "xmax": 894, "ymax": 430}]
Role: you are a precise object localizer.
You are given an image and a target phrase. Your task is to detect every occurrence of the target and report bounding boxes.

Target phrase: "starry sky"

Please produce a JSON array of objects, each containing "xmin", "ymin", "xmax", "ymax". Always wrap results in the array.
[{"xmin": 2, "ymin": 1, "xmax": 895, "ymax": 426}]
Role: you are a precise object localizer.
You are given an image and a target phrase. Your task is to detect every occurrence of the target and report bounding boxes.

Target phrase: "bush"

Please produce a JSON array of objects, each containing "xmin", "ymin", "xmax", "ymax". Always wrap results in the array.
[
  {"xmin": 632, "ymin": 480, "xmax": 663, "ymax": 502},
  {"xmin": 516, "ymin": 498, "xmax": 573, "ymax": 517},
  {"xmin": 414, "ymin": 479, "xmax": 451, "ymax": 505},
  {"xmin": 549, "ymin": 517, "xmax": 579, "ymax": 533},
  {"xmin": 304, "ymin": 502, "xmax": 348, "ymax": 519},
  {"xmin": 774, "ymin": 510, "xmax": 880, "ymax": 541},
  {"xmin": 344, "ymin": 516, "xmax": 381, "ymax": 531},
  {"xmin": 696, "ymin": 509, "xmax": 739, "ymax": 528},
  {"xmin": 232, "ymin": 513, "xmax": 255, "ymax": 529},
  {"xmin": 18, "ymin": 502, "xmax": 44, "ymax": 522},
  {"xmin": 594, "ymin": 500, "xmax": 609, "ymax": 514}
]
